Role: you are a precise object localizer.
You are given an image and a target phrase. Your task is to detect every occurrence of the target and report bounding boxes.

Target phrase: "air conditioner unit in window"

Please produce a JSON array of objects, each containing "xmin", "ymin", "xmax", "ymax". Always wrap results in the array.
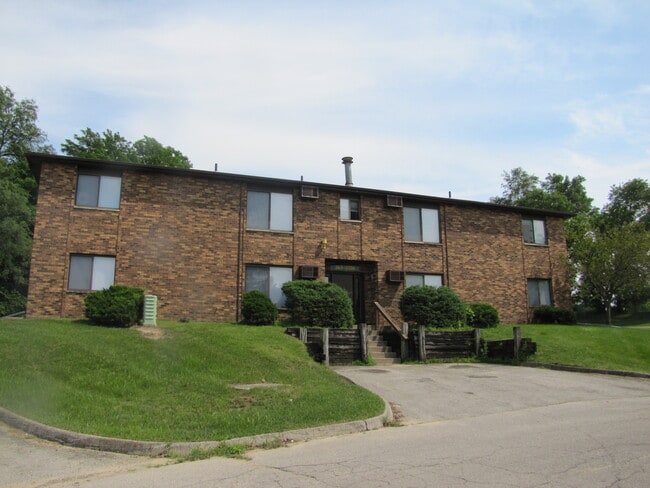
[
  {"xmin": 386, "ymin": 195, "xmax": 403, "ymax": 208},
  {"xmin": 300, "ymin": 266, "xmax": 319, "ymax": 279},
  {"xmin": 386, "ymin": 270, "xmax": 405, "ymax": 283},
  {"xmin": 301, "ymin": 185, "xmax": 319, "ymax": 199}
]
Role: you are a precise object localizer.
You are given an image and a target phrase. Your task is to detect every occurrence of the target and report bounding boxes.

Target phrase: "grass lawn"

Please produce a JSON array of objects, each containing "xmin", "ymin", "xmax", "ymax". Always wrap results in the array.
[
  {"xmin": 480, "ymin": 324, "xmax": 650, "ymax": 373},
  {"xmin": 0, "ymin": 319, "xmax": 384, "ymax": 442}
]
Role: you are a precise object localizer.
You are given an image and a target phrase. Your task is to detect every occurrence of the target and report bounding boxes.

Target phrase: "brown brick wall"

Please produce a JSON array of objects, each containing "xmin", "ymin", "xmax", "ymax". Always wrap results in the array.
[{"xmin": 27, "ymin": 160, "xmax": 572, "ymax": 325}]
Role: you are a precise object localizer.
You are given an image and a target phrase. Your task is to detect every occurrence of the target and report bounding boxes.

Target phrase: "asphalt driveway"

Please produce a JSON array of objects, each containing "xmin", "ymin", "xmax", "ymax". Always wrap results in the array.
[{"xmin": 334, "ymin": 363, "xmax": 650, "ymax": 423}]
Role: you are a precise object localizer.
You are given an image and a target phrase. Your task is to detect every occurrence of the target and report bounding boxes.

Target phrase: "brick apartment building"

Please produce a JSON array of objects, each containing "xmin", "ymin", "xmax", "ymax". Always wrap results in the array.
[{"xmin": 25, "ymin": 153, "xmax": 572, "ymax": 325}]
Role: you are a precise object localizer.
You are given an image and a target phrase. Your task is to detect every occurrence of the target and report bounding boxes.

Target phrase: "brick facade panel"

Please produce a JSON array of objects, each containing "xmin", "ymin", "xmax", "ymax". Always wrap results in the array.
[{"xmin": 26, "ymin": 157, "xmax": 573, "ymax": 327}]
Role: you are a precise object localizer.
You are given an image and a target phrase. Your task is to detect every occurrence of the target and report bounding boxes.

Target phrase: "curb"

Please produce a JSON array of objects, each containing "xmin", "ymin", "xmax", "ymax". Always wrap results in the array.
[
  {"xmin": 0, "ymin": 398, "xmax": 393, "ymax": 457},
  {"xmin": 522, "ymin": 362, "xmax": 650, "ymax": 379}
]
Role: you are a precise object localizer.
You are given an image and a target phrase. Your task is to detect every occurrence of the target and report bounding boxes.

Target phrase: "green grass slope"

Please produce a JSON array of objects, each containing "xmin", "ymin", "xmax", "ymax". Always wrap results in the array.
[{"xmin": 0, "ymin": 319, "xmax": 384, "ymax": 442}]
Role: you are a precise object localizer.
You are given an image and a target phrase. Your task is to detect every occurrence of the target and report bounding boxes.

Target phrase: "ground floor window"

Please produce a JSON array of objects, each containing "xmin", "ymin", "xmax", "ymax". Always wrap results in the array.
[
  {"xmin": 68, "ymin": 255, "xmax": 116, "ymax": 291},
  {"xmin": 405, "ymin": 273, "xmax": 443, "ymax": 287},
  {"xmin": 528, "ymin": 279, "xmax": 552, "ymax": 306},
  {"xmin": 245, "ymin": 265, "xmax": 293, "ymax": 307}
]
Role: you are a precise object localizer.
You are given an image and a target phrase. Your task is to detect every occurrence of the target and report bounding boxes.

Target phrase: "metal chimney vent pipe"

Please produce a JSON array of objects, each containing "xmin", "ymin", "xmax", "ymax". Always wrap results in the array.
[{"xmin": 342, "ymin": 156, "xmax": 353, "ymax": 186}]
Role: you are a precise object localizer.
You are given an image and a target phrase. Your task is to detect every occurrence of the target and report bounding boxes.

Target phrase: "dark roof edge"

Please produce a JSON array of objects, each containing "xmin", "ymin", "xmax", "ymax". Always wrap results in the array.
[{"xmin": 26, "ymin": 152, "xmax": 574, "ymax": 219}]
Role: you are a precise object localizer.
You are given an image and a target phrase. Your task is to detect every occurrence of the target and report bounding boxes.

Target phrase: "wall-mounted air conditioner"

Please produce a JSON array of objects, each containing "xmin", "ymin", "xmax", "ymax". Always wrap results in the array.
[
  {"xmin": 301, "ymin": 185, "xmax": 319, "ymax": 199},
  {"xmin": 300, "ymin": 266, "xmax": 319, "ymax": 279},
  {"xmin": 386, "ymin": 195, "xmax": 403, "ymax": 208},
  {"xmin": 386, "ymin": 270, "xmax": 405, "ymax": 283}
]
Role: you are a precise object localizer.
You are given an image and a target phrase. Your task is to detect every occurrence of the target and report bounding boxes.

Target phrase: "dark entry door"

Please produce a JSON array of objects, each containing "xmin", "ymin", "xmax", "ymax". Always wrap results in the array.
[{"xmin": 329, "ymin": 272, "xmax": 365, "ymax": 324}]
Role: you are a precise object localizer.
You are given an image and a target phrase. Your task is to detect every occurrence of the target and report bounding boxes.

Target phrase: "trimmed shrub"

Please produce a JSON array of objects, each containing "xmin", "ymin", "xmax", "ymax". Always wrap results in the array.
[
  {"xmin": 531, "ymin": 305, "xmax": 577, "ymax": 324},
  {"xmin": 282, "ymin": 280, "xmax": 354, "ymax": 328},
  {"xmin": 467, "ymin": 303, "xmax": 500, "ymax": 328},
  {"xmin": 84, "ymin": 285, "xmax": 144, "ymax": 327},
  {"xmin": 241, "ymin": 290, "xmax": 278, "ymax": 325},
  {"xmin": 399, "ymin": 286, "xmax": 466, "ymax": 328}
]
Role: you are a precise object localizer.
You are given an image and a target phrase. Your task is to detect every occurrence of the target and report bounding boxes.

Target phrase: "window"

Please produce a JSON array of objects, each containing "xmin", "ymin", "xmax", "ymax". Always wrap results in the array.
[
  {"xmin": 68, "ymin": 255, "xmax": 116, "ymax": 291},
  {"xmin": 528, "ymin": 279, "xmax": 551, "ymax": 306},
  {"xmin": 247, "ymin": 190, "xmax": 293, "ymax": 231},
  {"xmin": 340, "ymin": 197, "xmax": 360, "ymax": 220},
  {"xmin": 245, "ymin": 265, "xmax": 293, "ymax": 307},
  {"xmin": 522, "ymin": 218, "xmax": 546, "ymax": 245},
  {"xmin": 76, "ymin": 174, "xmax": 122, "ymax": 209},
  {"xmin": 405, "ymin": 274, "xmax": 443, "ymax": 287},
  {"xmin": 404, "ymin": 207, "xmax": 440, "ymax": 243}
]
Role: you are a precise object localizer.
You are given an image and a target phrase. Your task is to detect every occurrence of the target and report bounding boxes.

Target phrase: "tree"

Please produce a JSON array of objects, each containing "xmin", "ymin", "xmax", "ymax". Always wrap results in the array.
[
  {"xmin": 60, "ymin": 128, "xmax": 133, "ymax": 162},
  {"xmin": 573, "ymin": 223, "xmax": 650, "ymax": 324},
  {"xmin": 491, "ymin": 167, "xmax": 539, "ymax": 206},
  {"xmin": 602, "ymin": 178, "xmax": 649, "ymax": 230},
  {"xmin": 132, "ymin": 136, "xmax": 192, "ymax": 168},
  {"xmin": 491, "ymin": 167, "xmax": 593, "ymax": 214},
  {"xmin": 0, "ymin": 85, "xmax": 53, "ymax": 202},
  {"xmin": 62, "ymin": 128, "xmax": 192, "ymax": 168},
  {"xmin": 0, "ymin": 178, "xmax": 34, "ymax": 315},
  {"xmin": 0, "ymin": 85, "xmax": 51, "ymax": 315},
  {"xmin": 0, "ymin": 86, "xmax": 51, "ymax": 164}
]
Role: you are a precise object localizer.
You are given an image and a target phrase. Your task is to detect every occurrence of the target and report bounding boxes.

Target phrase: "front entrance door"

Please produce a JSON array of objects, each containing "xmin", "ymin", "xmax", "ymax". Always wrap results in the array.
[{"xmin": 329, "ymin": 272, "xmax": 365, "ymax": 324}]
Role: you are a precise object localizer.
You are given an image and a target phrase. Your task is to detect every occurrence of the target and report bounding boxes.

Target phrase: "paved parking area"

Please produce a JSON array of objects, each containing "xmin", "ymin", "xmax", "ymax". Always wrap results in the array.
[{"xmin": 334, "ymin": 363, "xmax": 650, "ymax": 423}]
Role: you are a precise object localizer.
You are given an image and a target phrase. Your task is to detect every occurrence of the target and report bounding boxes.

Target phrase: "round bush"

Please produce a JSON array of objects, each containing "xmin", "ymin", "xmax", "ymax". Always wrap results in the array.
[
  {"xmin": 84, "ymin": 285, "xmax": 144, "ymax": 327},
  {"xmin": 399, "ymin": 286, "xmax": 466, "ymax": 328},
  {"xmin": 467, "ymin": 303, "xmax": 499, "ymax": 328},
  {"xmin": 282, "ymin": 280, "xmax": 354, "ymax": 328},
  {"xmin": 241, "ymin": 290, "xmax": 279, "ymax": 325}
]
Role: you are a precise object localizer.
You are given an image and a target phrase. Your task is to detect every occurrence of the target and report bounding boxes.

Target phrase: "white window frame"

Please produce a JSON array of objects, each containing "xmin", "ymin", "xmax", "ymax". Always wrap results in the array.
[
  {"xmin": 247, "ymin": 190, "xmax": 293, "ymax": 231},
  {"xmin": 522, "ymin": 218, "xmax": 547, "ymax": 245},
  {"xmin": 405, "ymin": 273, "xmax": 443, "ymax": 288},
  {"xmin": 68, "ymin": 255, "xmax": 116, "ymax": 291},
  {"xmin": 75, "ymin": 173, "xmax": 122, "ymax": 209},
  {"xmin": 245, "ymin": 265, "xmax": 293, "ymax": 307},
  {"xmin": 404, "ymin": 207, "xmax": 440, "ymax": 243},
  {"xmin": 340, "ymin": 197, "xmax": 361, "ymax": 221},
  {"xmin": 528, "ymin": 279, "xmax": 552, "ymax": 306}
]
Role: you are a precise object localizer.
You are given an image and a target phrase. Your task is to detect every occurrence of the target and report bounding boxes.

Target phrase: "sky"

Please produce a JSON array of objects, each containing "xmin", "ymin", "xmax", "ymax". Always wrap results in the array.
[{"xmin": 2, "ymin": 0, "xmax": 649, "ymax": 208}]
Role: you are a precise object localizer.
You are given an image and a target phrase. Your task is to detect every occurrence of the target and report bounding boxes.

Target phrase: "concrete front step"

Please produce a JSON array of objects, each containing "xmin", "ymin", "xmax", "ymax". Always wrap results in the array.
[{"xmin": 366, "ymin": 328, "xmax": 400, "ymax": 363}]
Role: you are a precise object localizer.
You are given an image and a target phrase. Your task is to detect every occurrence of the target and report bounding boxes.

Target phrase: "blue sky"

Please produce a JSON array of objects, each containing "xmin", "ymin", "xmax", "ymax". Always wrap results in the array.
[{"xmin": 2, "ymin": 0, "xmax": 649, "ymax": 207}]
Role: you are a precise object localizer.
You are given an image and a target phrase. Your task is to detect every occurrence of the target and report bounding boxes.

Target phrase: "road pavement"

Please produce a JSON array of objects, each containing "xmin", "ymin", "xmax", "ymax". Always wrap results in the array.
[{"xmin": 2, "ymin": 363, "xmax": 650, "ymax": 487}]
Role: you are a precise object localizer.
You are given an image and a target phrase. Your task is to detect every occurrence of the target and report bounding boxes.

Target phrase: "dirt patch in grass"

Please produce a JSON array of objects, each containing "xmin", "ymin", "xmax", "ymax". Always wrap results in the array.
[{"xmin": 132, "ymin": 326, "xmax": 167, "ymax": 340}]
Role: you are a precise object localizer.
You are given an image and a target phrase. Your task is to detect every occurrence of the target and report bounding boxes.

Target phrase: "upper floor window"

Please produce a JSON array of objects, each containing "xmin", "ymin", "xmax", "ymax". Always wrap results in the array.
[
  {"xmin": 522, "ymin": 218, "xmax": 546, "ymax": 245},
  {"xmin": 245, "ymin": 265, "xmax": 293, "ymax": 307},
  {"xmin": 528, "ymin": 279, "xmax": 551, "ymax": 306},
  {"xmin": 247, "ymin": 190, "xmax": 293, "ymax": 231},
  {"xmin": 405, "ymin": 273, "xmax": 443, "ymax": 288},
  {"xmin": 68, "ymin": 255, "xmax": 116, "ymax": 291},
  {"xmin": 76, "ymin": 173, "xmax": 121, "ymax": 209},
  {"xmin": 340, "ymin": 197, "xmax": 360, "ymax": 220},
  {"xmin": 404, "ymin": 207, "xmax": 440, "ymax": 243}
]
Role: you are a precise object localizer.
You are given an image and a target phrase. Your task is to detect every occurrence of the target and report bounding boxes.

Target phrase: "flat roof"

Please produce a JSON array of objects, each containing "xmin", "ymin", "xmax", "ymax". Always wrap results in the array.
[{"xmin": 26, "ymin": 152, "xmax": 574, "ymax": 218}]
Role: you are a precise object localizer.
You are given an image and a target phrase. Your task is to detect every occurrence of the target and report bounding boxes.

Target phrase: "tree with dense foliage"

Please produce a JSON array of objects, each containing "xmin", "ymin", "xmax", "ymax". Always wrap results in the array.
[
  {"xmin": 62, "ymin": 128, "xmax": 192, "ymax": 168},
  {"xmin": 0, "ymin": 85, "xmax": 53, "ymax": 315},
  {"xmin": 491, "ymin": 167, "xmax": 593, "ymax": 214},
  {"xmin": 572, "ymin": 222, "xmax": 650, "ymax": 324},
  {"xmin": 601, "ymin": 178, "xmax": 650, "ymax": 230}
]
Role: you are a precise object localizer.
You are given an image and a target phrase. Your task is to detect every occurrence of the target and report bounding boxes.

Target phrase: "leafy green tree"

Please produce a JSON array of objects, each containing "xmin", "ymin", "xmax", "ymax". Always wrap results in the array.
[
  {"xmin": 1, "ymin": 85, "xmax": 53, "ymax": 202},
  {"xmin": 0, "ymin": 178, "xmax": 34, "ymax": 315},
  {"xmin": 573, "ymin": 222, "xmax": 650, "ymax": 324},
  {"xmin": 61, "ymin": 128, "xmax": 133, "ymax": 162},
  {"xmin": 491, "ymin": 167, "xmax": 540, "ymax": 206},
  {"xmin": 132, "ymin": 136, "xmax": 192, "ymax": 168},
  {"xmin": 62, "ymin": 128, "xmax": 192, "ymax": 168},
  {"xmin": 491, "ymin": 167, "xmax": 593, "ymax": 214},
  {"xmin": 602, "ymin": 178, "xmax": 649, "ymax": 230},
  {"xmin": 0, "ymin": 85, "xmax": 52, "ymax": 315}
]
